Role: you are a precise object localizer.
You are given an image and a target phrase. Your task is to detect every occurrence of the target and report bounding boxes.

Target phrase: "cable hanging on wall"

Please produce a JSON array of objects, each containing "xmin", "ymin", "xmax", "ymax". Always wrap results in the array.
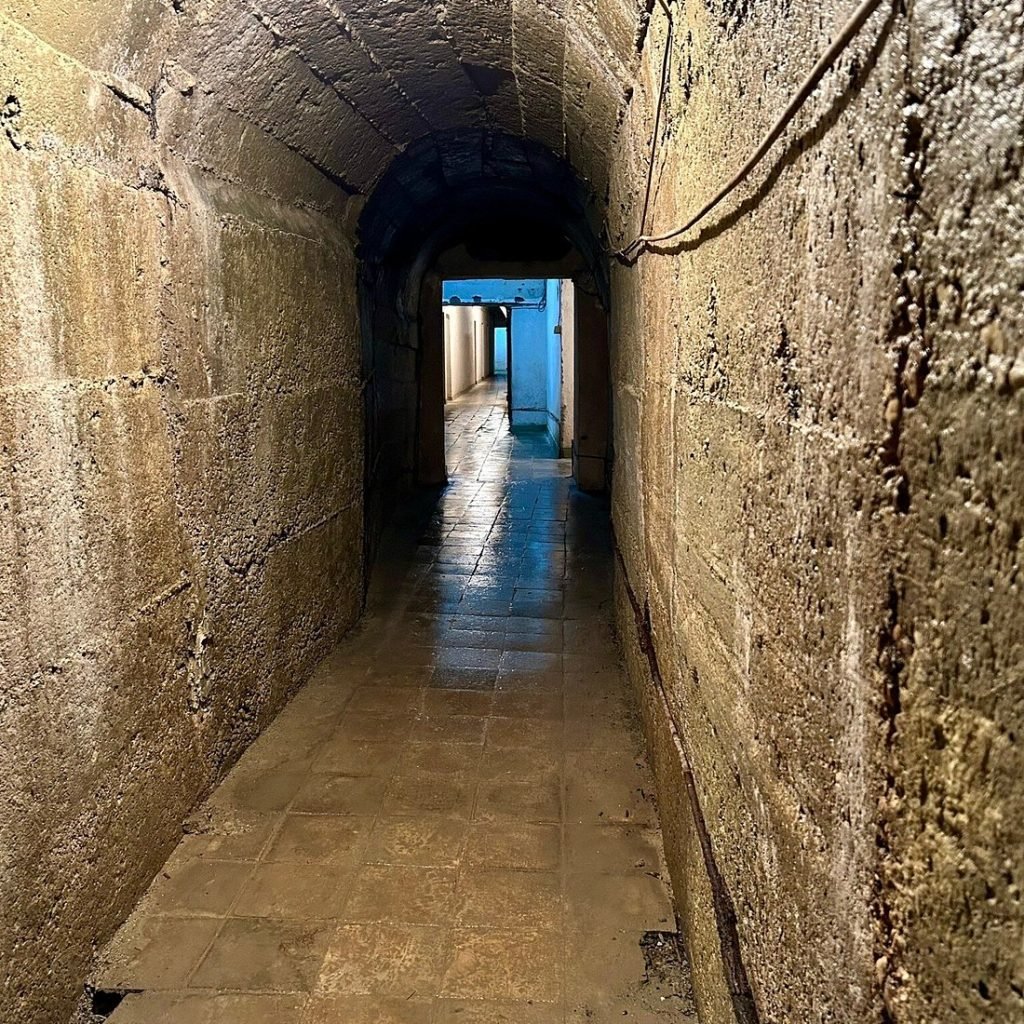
[{"xmin": 612, "ymin": 0, "xmax": 888, "ymax": 264}]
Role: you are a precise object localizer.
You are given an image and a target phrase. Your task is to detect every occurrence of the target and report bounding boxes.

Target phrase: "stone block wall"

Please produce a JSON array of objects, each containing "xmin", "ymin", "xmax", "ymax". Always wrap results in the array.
[
  {"xmin": 608, "ymin": 1, "xmax": 1024, "ymax": 1022},
  {"xmin": 0, "ymin": 8, "xmax": 364, "ymax": 1021}
]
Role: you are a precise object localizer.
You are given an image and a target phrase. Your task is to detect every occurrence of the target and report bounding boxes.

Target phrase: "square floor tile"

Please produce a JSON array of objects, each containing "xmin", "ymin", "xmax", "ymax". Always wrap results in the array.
[
  {"xmin": 172, "ymin": 811, "xmax": 277, "ymax": 863},
  {"xmin": 398, "ymin": 741, "xmax": 483, "ymax": 776},
  {"xmin": 457, "ymin": 869, "xmax": 561, "ymax": 929},
  {"xmin": 312, "ymin": 738, "xmax": 402, "ymax": 776},
  {"xmin": 415, "ymin": 714, "xmax": 488, "ymax": 745},
  {"xmin": 111, "ymin": 992, "xmax": 305, "ymax": 1023},
  {"xmin": 447, "ymin": 629, "xmax": 505, "ymax": 651},
  {"xmin": 264, "ymin": 815, "xmax": 373, "ymax": 865},
  {"xmin": 292, "ymin": 776, "xmax": 387, "ymax": 816},
  {"xmin": 440, "ymin": 928, "xmax": 562, "ymax": 1002},
  {"xmin": 384, "ymin": 773, "xmax": 477, "ymax": 818},
  {"xmin": 316, "ymin": 923, "xmax": 452, "ymax": 998},
  {"xmin": 564, "ymin": 753, "xmax": 658, "ymax": 826},
  {"xmin": 95, "ymin": 916, "xmax": 221, "ymax": 991},
  {"xmin": 486, "ymin": 716, "xmax": 563, "ymax": 750},
  {"xmin": 345, "ymin": 688, "xmax": 421, "ymax": 716},
  {"xmin": 565, "ymin": 872, "xmax": 675, "ymax": 935},
  {"xmin": 433, "ymin": 1000, "xmax": 563, "ymax": 1023},
  {"xmin": 342, "ymin": 865, "xmax": 458, "ymax": 925},
  {"xmin": 495, "ymin": 668, "xmax": 563, "ymax": 694},
  {"xmin": 474, "ymin": 780, "xmax": 561, "ymax": 823},
  {"xmin": 364, "ymin": 816, "xmax": 469, "ymax": 867},
  {"xmin": 234, "ymin": 862, "xmax": 352, "ymax": 919},
  {"xmin": 431, "ymin": 666, "xmax": 498, "ymax": 691},
  {"xmin": 419, "ymin": 689, "xmax": 495, "ymax": 717},
  {"xmin": 300, "ymin": 994, "xmax": 433, "ymax": 1024},
  {"xmin": 478, "ymin": 746, "xmax": 561, "ymax": 785},
  {"xmin": 140, "ymin": 859, "xmax": 251, "ymax": 917},
  {"xmin": 491, "ymin": 691, "xmax": 563, "ymax": 720},
  {"xmin": 564, "ymin": 825, "xmax": 664, "ymax": 875},
  {"xmin": 336, "ymin": 712, "xmax": 415, "ymax": 744},
  {"xmin": 210, "ymin": 769, "xmax": 307, "ymax": 813},
  {"xmin": 499, "ymin": 651, "xmax": 562, "ymax": 675},
  {"xmin": 190, "ymin": 919, "xmax": 331, "ymax": 992},
  {"xmin": 463, "ymin": 823, "xmax": 561, "ymax": 871}
]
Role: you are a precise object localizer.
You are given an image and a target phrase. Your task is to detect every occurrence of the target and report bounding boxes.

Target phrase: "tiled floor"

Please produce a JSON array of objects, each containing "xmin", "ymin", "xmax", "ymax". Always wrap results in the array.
[{"xmin": 96, "ymin": 377, "xmax": 696, "ymax": 1023}]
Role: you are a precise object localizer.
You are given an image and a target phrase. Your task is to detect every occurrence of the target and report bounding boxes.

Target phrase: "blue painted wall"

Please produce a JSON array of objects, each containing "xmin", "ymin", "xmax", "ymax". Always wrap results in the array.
[
  {"xmin": 544, "ymin": 280, "xmax": 563, "ymax": 450},
  {"xmin": 494, "ymin": 327, "xmax": 508, "ymax": 373},
  {"xmin": 443, "ymin": 279, "xmax": 546, "ymax": 306},
  {"xmin": 510, "ymin": 305, "xmax": 549, "ymax": 431},
  {"xmin": 442, "ymin": 278, "xmax": 563, "ymax": 452}
]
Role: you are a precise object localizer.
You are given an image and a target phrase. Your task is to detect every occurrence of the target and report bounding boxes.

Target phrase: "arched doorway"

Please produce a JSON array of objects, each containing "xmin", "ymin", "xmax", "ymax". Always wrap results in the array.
[{"xmin": 356, "ymin": 130, "xmax": 612, "ymax": 567}]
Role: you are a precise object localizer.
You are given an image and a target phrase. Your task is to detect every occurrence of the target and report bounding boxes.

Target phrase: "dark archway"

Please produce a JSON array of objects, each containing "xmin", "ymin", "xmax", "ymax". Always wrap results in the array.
[{"xmin": 358, "ymin": 130, "xmax": 612, "ymax": 566}]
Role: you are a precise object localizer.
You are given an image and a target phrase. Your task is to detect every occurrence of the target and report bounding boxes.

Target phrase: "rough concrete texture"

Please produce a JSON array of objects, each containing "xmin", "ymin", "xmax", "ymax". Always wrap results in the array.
[
  {"xmin": 608, "ymin": 1, "xmax": 1024, "ymax": 1022},
  {"xmin": 1, "ymin": 5, "xmax": 364, "ymax": 1021},
  {"xmin": 1, "ymin": 0, "xmax": 1021, "ymax": 1021}
]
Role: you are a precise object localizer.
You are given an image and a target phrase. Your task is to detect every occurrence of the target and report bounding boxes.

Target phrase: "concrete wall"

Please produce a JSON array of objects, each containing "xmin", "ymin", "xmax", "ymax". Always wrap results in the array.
[
  {"xmin": 510, "ymin": 304, "xmax": 551, "ymax": 432},
  {"xmin": 445, "ymin": 280, "xmax": 548, "ymax": 305},
  {"xmin": 545, "ymin": 280, "xmax": 565, "ymax": 451},
  {"xmin": 495, "ymin": 326, "xmax": 509, "ymax": 374},
  {"xmin": 560, "ymin": 282, "xmax": 576, "ymax": 458},
  {"xmin": 506, "ymin": 279, "xmax": 563, "ymax": 447},
  {"xmin": 443, "ymin": 305, "xmax": 492, "ymax": 400},
  {"xmin": 0, "ymin": 2, "xmax": 629, "ymax": 1018},
  {"xmin": 0, "ymin": 8, "xmax": 364, "ymax": 1022},
  {"xmin": 608, "ymin": 1, "xmax": 1024, "ymax": 1023}
]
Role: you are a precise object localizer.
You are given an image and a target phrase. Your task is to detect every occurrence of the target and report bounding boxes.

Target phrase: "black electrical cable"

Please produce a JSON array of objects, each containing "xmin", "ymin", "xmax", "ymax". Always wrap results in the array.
[{"xmin": 613, "ymin": 0, "xmax": 887, "ymax": 263}]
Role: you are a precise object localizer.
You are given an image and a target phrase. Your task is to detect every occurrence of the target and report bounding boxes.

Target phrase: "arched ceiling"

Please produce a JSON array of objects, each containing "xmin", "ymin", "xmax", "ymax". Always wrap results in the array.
[{"xmin": 60, "ymin": 0, "xmax": 651, "ymax": 215}]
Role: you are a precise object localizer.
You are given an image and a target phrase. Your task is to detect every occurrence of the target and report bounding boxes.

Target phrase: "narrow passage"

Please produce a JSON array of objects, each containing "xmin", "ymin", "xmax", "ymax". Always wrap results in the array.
[{"xmin": 94, "ymin": 378, "xmax": 695, "ymax": 1023}]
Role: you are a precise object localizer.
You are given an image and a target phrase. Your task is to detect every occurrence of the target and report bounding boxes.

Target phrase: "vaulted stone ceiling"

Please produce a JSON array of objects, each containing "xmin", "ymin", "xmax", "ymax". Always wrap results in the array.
[
  {"xmin": 10, "ymin": 0, "xmax": 648, "ymax": 209},
  {"xmin": 184, "ymin": 0, "xmax": 646, "ymax": 197}
]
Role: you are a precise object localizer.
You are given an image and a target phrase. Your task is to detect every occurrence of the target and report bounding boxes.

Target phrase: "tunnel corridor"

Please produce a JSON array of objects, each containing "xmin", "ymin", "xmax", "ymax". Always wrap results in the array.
[
  {"xmin": 90, "ymin": 377, "xmax": 689, "ymax": 1022},
  {"xmin": 2, "ymin": 1, "xmax": 1023, "ymax": 1023}
]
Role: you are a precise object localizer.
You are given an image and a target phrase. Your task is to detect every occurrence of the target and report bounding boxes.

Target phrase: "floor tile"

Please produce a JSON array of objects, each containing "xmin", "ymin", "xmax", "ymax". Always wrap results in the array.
[
  {"xmin": 311, "ymin": 737, "xmax": 402, "ymax": 776},
  {"xmin": 96, "ymin": 917, "xmax": 221, "ymax": 991},
  {"xmin": 474, "ymin": 780, "xmax": 561, "ymax": 823},
  {"xmin": 233, "ymin": 862, "xmax": 352, "ymax": 919},
  {"xmin": 478, "ymin": 746, "xmax": 561, "ymax": 785},
  {"xmin": 210, "ymin": 769, "xmax": 307, "ymax": 813},
  {"xmin": 140, "ymin": 859, "xmax": 251, "ymax": 917},
  {"xmin": 110, "ymin": 992, "xmax": 305, "ymax": 1023},
  {"xmin": 343, "ymin": 865, "xmax": 458, "ymax": 925},
  {"xmin": 300, "ymin": 994, "xmax": 433, "ymax": 1023},
  {"xmin": 415, "ymin": 713, "xmax": 488, "ymax": 744},
  {"xmin": 485, "ymin": 715, "xmax": 563, "ymax": 750},
  {"xmin": 292, "ymin": 776, "xmax": 388, "ymax": 816},
  {"xmin": 441, "ymin": 928, "xmax": 563, "ymax": 1002},
  {"xmin": 419, "ymin": 689, "xmax": 495, "ymax": 717},
  {"xmin": 565, "ymin": 873, "xmax": 676, "ymax": 936},
  {"xmin": 433, "ymin": 1001, "xmax": 563, "ymax": 1023},
  {"xmin": 190, "ymin": 919, "xmax": 331, "ymax": 992},
  {"xmin": 463, "ymin": 823, "xmax": 561, "ymax": 871},
  {"xmin": 264, "ymin": 814, "xmax": 373, "ymax": 865},
  {"xmin": 384, "ymin": 773, "xmax": 477, "ymax": 818},
  {"xmin": 316, "ymin": 923, "xmax": 452, "ymax": 998},
  {"xmin": 172, "ymin": 812, "xmax": 277, "ymax": 863},
  {"xmin": 457, "ymin": 869, "xmax": 562, "ymax": 929},
  {"xmin": 397, "ymin": 740, "xmax": 484, "ymax": 775},
  {"xmin": 363, "ymin": 816, "xmax": 469, "ymax": 867},
  {"xmin": 564, "ymin": 825, "xmax": 665, "ymax": 876}
]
